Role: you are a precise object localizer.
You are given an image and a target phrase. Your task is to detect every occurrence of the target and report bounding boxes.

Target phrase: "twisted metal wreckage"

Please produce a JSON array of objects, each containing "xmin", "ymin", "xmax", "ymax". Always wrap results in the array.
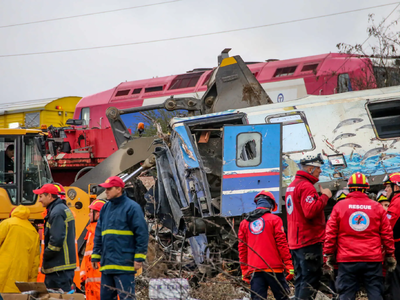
[{"xmin": 71, "ymin": 50, "xmax": 400, "ymax": 270}]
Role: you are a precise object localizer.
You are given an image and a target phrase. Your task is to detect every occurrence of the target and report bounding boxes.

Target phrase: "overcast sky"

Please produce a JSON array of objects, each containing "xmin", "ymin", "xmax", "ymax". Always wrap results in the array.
[{"xmin": 0, "ymin": 0, "xmax": 399, "ymax": 104}]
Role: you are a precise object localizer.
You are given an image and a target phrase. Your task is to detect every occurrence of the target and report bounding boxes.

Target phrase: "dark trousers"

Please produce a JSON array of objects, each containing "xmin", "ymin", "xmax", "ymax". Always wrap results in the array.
[
  {"xmin": 290, "ymin": 243, "xmax": 323, "ymax": 300},
  {"xmin": 336, "ymin": 262, "xmax": 384, "ymax": 300},
  {"xmin": 101, "ymin": 273, "xmax": 136, "ymax": 300},
  {"xmin": 44, "ymin": 270, "xmax": 75, "ymax": 292},
  {"xmin": 250, "ymin": 272, "xmax": 289, "ymax": 300},
  {"xmin": 385, "ymin": 263, "xmax": 400, "ymax": 300}
]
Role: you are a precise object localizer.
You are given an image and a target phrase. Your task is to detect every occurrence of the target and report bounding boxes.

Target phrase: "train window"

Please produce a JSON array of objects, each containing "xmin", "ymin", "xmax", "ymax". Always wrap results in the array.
[
  {"xmin": 169, "ymin": 72, "xmax": 204, "ymax": 90},
  {"xmin": 266, "ymin": 112, "xmax": 314, "ymax": 153},
  {"xmin": 115, "ymin": 90, "xmax": 130, "ymax": 96},
  {"xmin": 236, "ymin": 132, "xmax": 262, "ymax": 167},
  {"xmin": 338, "ymin": 74, "xmax": 353, "ymax": 93},
  {"xmin": 81, "ymin": 108, "xmax": 90, "ymax": 126},
  {"xmin": 132, "ymin": 88, "xmax": 142, "ymax": 94},
  {"xmin": 145, "ymin": 86, "xmax": 163, "ymax": 93},
  {"xmin": 25, "ymin": 112, "xmax": 40, "ymax": 128},
  {"xmin": 367, "ymin": 100, "xmax": 400, "ymax": 139},
  {"xmin": 273, "ymin": 66, "xmax": 297, "ymax": 77},
  {"xmin": 301, "ymin": 64, "xmax": 318, "ymax": 72}
]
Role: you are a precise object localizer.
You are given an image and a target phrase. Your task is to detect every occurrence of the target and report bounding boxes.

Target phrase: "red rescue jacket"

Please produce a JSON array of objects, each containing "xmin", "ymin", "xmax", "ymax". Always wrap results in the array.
[
  {"xmin": 238, "ymin": 208, "xmax": 293, "ymax": 275},
  {"xmin": 324, "ymin": 191, "xmax": 395, "ymax": 262},
  {"xmin": 285, "ymin": 171, "xmax": 329, "ymax": 249},
  {"xmin": 387, "ymin": 193, "xmax": 400, "ymax": 260}
]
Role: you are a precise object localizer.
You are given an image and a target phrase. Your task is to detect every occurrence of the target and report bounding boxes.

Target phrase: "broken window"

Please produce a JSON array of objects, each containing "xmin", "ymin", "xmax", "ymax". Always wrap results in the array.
[
  {"xmin": 367, "ymin": 100, "xmax": 400, "ymax": 139},
  {"xmin": 266, "ymin": 113, "xmax": 314, "ymax": 153},
  {"xmin": 236, "ymin": 132, "xmax": 261, "ymax": 167}
]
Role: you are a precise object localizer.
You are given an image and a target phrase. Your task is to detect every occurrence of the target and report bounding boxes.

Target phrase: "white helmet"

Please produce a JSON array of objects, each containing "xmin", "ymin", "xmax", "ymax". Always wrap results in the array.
[{"xmin": 300, "ymin": 153, "xmax": 324, "ymax": 167}]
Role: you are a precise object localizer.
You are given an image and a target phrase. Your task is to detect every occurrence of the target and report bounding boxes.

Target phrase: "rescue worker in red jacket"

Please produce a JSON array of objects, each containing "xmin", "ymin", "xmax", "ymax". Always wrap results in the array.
[
  {"xmin": 285, "ymin": 153, "xmax": 332, "ymax": 300},
  {"xmin": 80, "ymin": 199, "xmax": 106, "ymax": 300},
  {"xmin": 324, "ymin": 172, "xmax": 396, "ymax": 300},
  {"xmin": 238, "ymin": 190, "xmax": 293, "ymax": 300},
  {"xmin": 384, "ymin": 173, "xmax": 400, "ymax": 299}
]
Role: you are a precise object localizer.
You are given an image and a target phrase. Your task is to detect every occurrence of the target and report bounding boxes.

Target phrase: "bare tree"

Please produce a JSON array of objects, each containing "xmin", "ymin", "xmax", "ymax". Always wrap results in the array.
[{"xmin": 337, "ymin": 13, "xmax": 400, "ymax": 90}]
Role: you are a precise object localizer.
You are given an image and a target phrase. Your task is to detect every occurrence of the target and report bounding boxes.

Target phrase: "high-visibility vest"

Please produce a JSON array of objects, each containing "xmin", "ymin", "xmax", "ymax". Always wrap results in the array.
[{"xmin": 80, "ymin": 222, "xmax": 101, "ymax": 300}]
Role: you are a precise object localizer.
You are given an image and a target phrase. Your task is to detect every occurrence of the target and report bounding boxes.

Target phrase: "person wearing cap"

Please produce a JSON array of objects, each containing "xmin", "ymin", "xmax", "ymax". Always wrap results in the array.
[
  {"xmin": 384, "ymin": 173, "xmax": 400, "ymax": 299},
  {"xmin": 34, "ymin": 183, "xmax": 77, "ymax": 292},
  {"xmin": 80, "ymin": 199, "xmax": 106, "ymax": 300},
  {"xmin": 324, "ymin": 172, "xmax": 395, "ymax": 299},
  {"xmin": 285, "ymin": 153, "xmax": 332, "ymax": 299},
  {"xmin": 91, "ymin": 176, "xmax": 149, "ymax": 300},
  {"xmin": 238, "ymin": 190, "xmax": 293, "ymax": 300},
  {"xmin": 0, "ymin": 205, "xmax": 40, "ymax": 292}
]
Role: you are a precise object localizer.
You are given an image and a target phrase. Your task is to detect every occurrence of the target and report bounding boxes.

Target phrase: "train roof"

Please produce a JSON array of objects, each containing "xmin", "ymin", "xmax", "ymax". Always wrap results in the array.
[
  {"xmin": 75, "ymin": 53, "xmax": 370, "ymax": 109},
  {"xmin": 170, "ymin": 85, "xmax": 400, "ymax": 126},
  {"xmin": 0, "ymin": 96, "xmax": 81, "ymax": 115}
]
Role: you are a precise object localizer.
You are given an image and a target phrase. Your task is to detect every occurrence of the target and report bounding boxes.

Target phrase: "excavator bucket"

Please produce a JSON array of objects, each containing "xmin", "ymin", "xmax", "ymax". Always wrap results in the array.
[{"xmin": 201, "ymin": 55, "xmax": 273, "ymax": 114}]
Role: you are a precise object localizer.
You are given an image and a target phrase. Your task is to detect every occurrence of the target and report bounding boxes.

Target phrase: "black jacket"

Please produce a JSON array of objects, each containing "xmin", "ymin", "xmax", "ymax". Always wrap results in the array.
[{"xmin": 42, "ymin": 198, "xmax": 77, "ymax": 274}]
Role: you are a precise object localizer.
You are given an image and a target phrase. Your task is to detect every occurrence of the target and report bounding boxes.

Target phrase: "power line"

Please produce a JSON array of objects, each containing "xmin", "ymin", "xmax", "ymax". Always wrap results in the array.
[
  {"xmin": 310, "ymin": 2, "xmax": 400, "ymax": 95},
  {"xmin": 0, "ymin": 2, "xmax": 398, "ymax": 58},
  {"xmin": 0, "ymin": 0, "xmax": 184, "ymax": 29}
]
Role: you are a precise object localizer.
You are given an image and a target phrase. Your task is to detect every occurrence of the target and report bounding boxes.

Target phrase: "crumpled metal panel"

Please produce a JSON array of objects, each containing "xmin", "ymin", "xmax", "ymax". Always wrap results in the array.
[
  {"xmin": 154, "ymin": 145, "xmax": 188, "ymax": 232},
  {"xmin": 170, "ymin": 128, "xmax": 214, "ymax": 217}
]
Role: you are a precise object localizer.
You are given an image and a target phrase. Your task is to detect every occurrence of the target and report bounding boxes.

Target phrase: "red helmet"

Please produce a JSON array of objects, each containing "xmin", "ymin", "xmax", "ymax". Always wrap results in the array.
[
  {"xmin": 383, "ymin": 173, "xmax": 400, "ymax": 187},
  {"xmin": 53, "ymin": 183, "xmax": 66, "ymax": 200},
  {"xmin": 347, "ymin": 172, "xmax": 370, "ymax": 190},
  {"xmin": 254, "ymin": 190, "xmax": 277, "ymax": 212},
  {"xmin": 89, "ymin": 199, "xmax": 106, "ymax": 212}
]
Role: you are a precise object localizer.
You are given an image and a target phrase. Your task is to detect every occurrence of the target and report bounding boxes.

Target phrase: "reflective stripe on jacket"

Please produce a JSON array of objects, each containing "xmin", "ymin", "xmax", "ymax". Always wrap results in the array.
[
  {"xmin": 42, "ymin": 198, "xmax": 77, "ymax": 274},
  {"xmin": 324, "ymin": 191, "xmax": 395, "ymax": 262},
  {"xmin": 91, "ymin": 193, "xmax": 149, "ymax": 274},
  {"xmin": 285, "ymin": 170, "xmax": 329, "ymax": 249},
  {"xmin": 80, "ymin": 222, "xmax": 101, "ymax": 300},
  {"xmin": 0, "ymin": 206, "xmax": 40, "ymax": 292}
]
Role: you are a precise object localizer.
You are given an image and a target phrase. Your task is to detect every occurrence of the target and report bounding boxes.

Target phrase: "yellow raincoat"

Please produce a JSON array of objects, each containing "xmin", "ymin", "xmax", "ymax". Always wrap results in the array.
[{"xmin": 0, "ymin": 205, "xmax": 40, "ymax": 292}]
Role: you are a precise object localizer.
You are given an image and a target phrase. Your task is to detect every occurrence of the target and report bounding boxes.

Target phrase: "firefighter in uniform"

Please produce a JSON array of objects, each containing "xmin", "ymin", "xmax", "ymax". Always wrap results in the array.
[
  {"xmin": 34, "ymin": 183, "xmax": 77, "ymax": 292},
  {"xmin": 324, "ymin": 172, "xmax": 396, "ymax": 300},
  {"xmin": 384, "ymin": 173, "xmax": 400, "ymax": 299},
  {"xmin": 285, "ymin": 153, "xmax": 332, "ymax": 300},
  {"xmin": 37, "ymin": 184, "xmax": 81, "ymax": 288},
  {"xmin": 238, "ymin": 191, "xmax": 293, "ymax": 300},
  {"xmin": 80, "ymin": 199, "xmax": 106, "ymax": 300},
  {"xmin": 91, "ymin": 176, "xmax": 148, "ymax": 300}
]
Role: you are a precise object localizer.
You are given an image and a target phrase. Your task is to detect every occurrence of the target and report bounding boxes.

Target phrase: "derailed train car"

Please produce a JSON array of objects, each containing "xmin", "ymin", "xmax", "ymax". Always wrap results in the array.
[
  {"xmin": 146, "ymin": 85, "xmax": 400, "ymax": 266},
  {"xmin": 78, "ymin": 53, "xmax": 400, "ymax": 267}
]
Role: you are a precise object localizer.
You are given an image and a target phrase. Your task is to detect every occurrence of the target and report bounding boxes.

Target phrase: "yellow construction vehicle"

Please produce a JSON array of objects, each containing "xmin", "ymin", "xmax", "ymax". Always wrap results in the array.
[{"xmin": 0, "ymin": 128, "xmax": 90, "ymax": 238}]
